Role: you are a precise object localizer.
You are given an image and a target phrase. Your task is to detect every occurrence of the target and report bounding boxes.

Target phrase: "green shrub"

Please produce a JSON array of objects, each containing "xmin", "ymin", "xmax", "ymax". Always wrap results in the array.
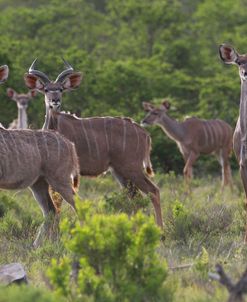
[
  {"xmin": 104, "ymin": 189, "xmax": 151, "ymax": 215},
  {"xmin": 0, "ymin": 285, "xmax": 62, "ymax": 302},
  {"xmin": 48, "ymin": 199, "xmax": 172, "ymax": 302}
]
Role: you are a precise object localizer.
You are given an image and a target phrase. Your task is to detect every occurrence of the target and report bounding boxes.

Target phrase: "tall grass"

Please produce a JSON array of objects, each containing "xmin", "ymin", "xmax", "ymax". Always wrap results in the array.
[{"xmin": 0, "ymin": 172, "xmax": 246, "ymax": 301}]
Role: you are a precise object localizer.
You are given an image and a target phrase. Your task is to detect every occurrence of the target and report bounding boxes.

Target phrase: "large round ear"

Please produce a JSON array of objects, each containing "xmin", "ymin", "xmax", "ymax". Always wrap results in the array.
[
  {"xmin": 219, "ymin": 44, "xmax": 239, "ymax": 64},
  {"xmin": 62, "ymin": 72, "xmax": 83, "ymax": 90},
  {"xmin": 162, "ymin": 100, "xmax": 170, "ymax": 110},
  {"xmin": 7, "ymin": 88, "xmax": 17, "ymax": 100},
  {"xmin": 142, "ymin": 101, "xmax": 154, "ymax": 112},
  {"xmin": 24, "ymin": 73, "xmax": 45, "ymax": 91},
  {"xmin": 0, "ymin": 65, "xmax": 9, "ymax": 83}
]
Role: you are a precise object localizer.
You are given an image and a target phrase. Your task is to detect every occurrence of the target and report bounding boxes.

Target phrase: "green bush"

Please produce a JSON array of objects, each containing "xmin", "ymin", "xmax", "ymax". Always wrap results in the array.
[
  {"xmin": 104, "ymin": 189, "xmax": 151, "ymax": 215},
  {"xmin": 48, "ymin": 199, "xmax": 172, "ymax": 302},
  {"xmin": 0, "ymin": 285, "xmax": 62, "ymax": 302}
]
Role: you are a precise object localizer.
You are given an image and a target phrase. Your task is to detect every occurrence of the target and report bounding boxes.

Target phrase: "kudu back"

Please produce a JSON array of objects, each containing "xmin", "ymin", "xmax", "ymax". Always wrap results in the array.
[{"xmin": 24, "ymin": 59, "xmax": 163, "ymax": 228}]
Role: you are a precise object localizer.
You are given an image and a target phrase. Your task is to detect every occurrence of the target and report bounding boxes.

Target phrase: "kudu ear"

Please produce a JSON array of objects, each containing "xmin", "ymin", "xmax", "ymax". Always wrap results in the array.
[
  {"xmin": 0, "ymin": 65, "xmax": 9, "ymax": 83},
  {"xmin": 24, "ymin": 73, "xmax": 45, "ymax": 91},
  {"xmin": 142, "ymin": 102, "xmax": 154, "ymax": 112},
  {"xmin": 7, "ymin": 88, "xmax": 17, "ymax": 100},
  {"xmin": 62, "ymin": 72, "xmax": 83, "ymax": 90},
  {"xmin": 219, "ymin": 44, "xmax": 239, "ymax": 65},
  {"xmin": 162, "ymin": 100, "xmax": 170, "ymax": 110}
]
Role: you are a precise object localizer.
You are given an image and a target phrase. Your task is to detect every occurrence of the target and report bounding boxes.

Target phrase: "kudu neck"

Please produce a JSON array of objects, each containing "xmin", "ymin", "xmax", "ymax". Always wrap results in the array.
[
  {"xmin": 157, "ymin": 114, "xmax": 185, "ymax": 142},
  {"xmin": 18, "ymin": 107, "xmax": 27, "ymax": 129},
  {"xmin": 239, "ymin": 80, "xmax": 247, "ymax": 141},
  {"xmin": 43, "ymin": 106, "xmax": 60, "ymax": 130}
]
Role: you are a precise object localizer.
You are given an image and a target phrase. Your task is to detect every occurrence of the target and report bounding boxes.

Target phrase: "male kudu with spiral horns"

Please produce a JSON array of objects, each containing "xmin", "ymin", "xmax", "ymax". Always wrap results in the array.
[{"xmin": 23, "ymin": 59, "xmax": 163, "ymax": 228}]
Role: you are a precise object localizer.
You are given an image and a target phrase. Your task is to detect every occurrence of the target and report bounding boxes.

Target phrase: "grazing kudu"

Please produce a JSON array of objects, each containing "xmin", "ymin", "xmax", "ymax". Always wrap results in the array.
[
  {"xmin": 23, "ymin": 59, "xmax": 163, "ymax": 228},
  {"xmin": 7, "ymin": 88, "xmax": 36, "ymax": 129},
  {"xmin": 219, "ymin": 44, "xmax": 247, "ymax": 241},
  {"xmin": 141, "ymin": 101, "xmax": 233, "ymax": 187},
  {"xmin": 0, "ymin": 64, "xmax": 79, "ymax": 247}
]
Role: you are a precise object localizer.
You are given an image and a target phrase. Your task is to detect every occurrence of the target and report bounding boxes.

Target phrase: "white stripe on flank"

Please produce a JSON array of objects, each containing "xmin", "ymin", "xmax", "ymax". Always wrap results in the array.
[
  {"xmin": 134, "ymin": 125, "xmax": 140, "ymax": 153},
  {"xmin": 122, "ymin": 119, "xmax": 126, "ymax": 152},
  {"xmin": 80, "ymin": 120, "xmax": 92, "ymax": 155},
  {"xmin": 9, "ymin": 132, "xmax": 21, "ymax": 166},
  {"xmin": 210, "ymin": 123, "xmax": 216, "ymax": 147},
  {"xmin": 0, "ymin": 130, "xmax": 9, "ymax": 154},
  {"xmin": 32, "ymin": 132, "xmax": 41, "ymax": 162},
  {"xmin": 215, "ymin": 121, "xmax": 223, "ymax": 147},
  {"xmin": 202, "ymin": 123, "xmax": 209, "ymax": 147},
  {"xmin": 89, "ymin": 119, "xmax": 100, "ymax": 159},
  {"xmin": 104, "ymin": 119, "xmax": 109, "ymax": 152},
  {"xmin": 51, "ymin": 132, "xmax": 61, "ymax": 162},
  {"xmin": 205, "ymin": 122, "xmax": 214, "ymax": 146},
  {"xmin": 42, "ymin": 132, "xmax": 50, "ymax": 159}
]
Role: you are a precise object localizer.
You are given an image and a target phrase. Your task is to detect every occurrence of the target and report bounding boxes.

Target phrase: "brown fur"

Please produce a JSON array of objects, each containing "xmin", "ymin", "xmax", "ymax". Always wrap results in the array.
[
  {"xmin": 24, "ymin": 65, "xmax": 163, "ymax": 228},
  {"xmin": 0, "ymin": 128, "xmax": 80, "ymax": 246},
  {"xmin": 142, "ymin": 101, "xmax": 233, "ymax": 187}
]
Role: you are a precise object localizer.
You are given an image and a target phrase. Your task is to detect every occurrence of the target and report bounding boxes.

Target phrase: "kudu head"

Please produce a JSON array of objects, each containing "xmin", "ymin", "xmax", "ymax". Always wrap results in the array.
[
  {"xmin": 24, "ymin": 59, "xmax": 82, "ymax": 112},
  {"xmin": 7, "ymin": 88, "xmax": 36, "ymax": 109},
  {"xmin": 219, "ymin": 44, "xmax": 247, "ymax": 81},
  {"xmin": 141, "ymin": 100, "xmax": 170, "ymax": 126},
  {"xmin": 0, "ymin": 65, "xmax": 9, "ymax": 84}
]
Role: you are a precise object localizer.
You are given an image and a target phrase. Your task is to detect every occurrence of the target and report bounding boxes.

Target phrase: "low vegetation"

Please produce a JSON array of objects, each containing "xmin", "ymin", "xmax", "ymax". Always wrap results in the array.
[{"xmin": 0, "ymin": 172, "xmax": 246, "ymax": 301}]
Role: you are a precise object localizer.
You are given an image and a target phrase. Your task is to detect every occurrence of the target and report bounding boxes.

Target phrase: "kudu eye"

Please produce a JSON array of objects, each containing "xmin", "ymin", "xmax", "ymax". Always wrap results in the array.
[{"xmin": 44, "ymin": 88, "xmax": 48, "ymax": 93}]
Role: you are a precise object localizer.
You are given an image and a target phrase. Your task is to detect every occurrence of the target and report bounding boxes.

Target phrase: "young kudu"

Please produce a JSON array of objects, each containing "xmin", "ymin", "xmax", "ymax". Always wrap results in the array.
[
  {"xmin": 141, "ymin": 101, "xmax": 233, "ymax": 187},
  {"xmin": 0, "ymin": 64, "xmax": 79, "ymax": 247},
  {"xmin": 219, "ymin": 44, "xmax": 247, "ymax": 241},
  {"xmin": 23, "ymin": 59, "xmax": 163, "ymax": 228},
  {"xmin": 7, "ymin": 88, "xmax": 36, "ymax": 129}
]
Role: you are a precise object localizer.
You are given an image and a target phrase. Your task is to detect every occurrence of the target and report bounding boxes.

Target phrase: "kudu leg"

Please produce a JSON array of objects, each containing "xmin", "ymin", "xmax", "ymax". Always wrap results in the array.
[
  {"xmin": 183, "ymin": 152, "xmax": 198, "ymax": 187},
  {"xmin": 240, "ymin": 163, "xmax": 247, "ymax": 243},
  {"xmin": 47, "ymin": 177, "xmax": 76, "ymax": 212},
  {"xmin": 30, "ymin": 177, "xmax": 57, "ymax": 248},
  {"xmin": 125, "ymin": 171, "xmax": 163, "ymax": 228},
  {"xmin": 111, "ymin": 168, "xmax": 138, "ymax": 198},
  {"xmin": 217, "ymin": 149, "xmax": 232, "ymax": 189}
]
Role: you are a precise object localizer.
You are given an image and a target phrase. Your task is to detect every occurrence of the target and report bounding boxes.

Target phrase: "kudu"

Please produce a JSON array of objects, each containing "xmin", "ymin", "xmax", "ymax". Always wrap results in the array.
[
  {"xmin": 141, "ymin": 101, "xmax": 233, "ymax": 187},
  {"xmin": 219, "ymin": 44, "xmax": 247, "ymax": 241},
  {"xmin": 23, "ymin": 59, "xmax": 163, "ymax": 228},
  {"xmin": 0, "ymin": 64, "xmax": 80, "ymax": 247},
  {"xmin": 7, "ymin": 88, "xmax": 36, "ymax": 129}
]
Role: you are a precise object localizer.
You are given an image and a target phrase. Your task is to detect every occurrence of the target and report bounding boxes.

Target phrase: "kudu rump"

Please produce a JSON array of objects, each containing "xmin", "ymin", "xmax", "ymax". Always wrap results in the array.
[
  {"xmin": 0, "ymin": 64, "xmax": 80, "ymax": 247},
  {"xmin": 141, "ymin": 101, "xmax": 233, "ymax": 187},
  {"xmin": 7, "ymin": 88, "xmax": 36, "ymax": 129},
  {"xmin": 24, "ymin": 59, "xmax": 163, "ymax": 228},
  {"xmin": 219, "ymin": 44, "xmax": 247, "ymax": 240}
]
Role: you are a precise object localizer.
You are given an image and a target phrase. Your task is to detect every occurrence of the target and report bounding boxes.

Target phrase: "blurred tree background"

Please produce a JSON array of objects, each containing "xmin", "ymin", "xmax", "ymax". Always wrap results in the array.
[{"xmin": 0, "ymin": 0, "xmax": 243, "ymax": 174}]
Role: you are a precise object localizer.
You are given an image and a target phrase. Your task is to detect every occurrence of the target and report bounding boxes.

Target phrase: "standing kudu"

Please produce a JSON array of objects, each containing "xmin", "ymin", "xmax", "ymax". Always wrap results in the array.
[
  {"xmin": 23, "ymin": 59, "xmax": 163, "ymax": 228},
  {"xmin": 7, "ymin": 88, "xmax": 36, "ymax": 129},
  {"xmin": 219, "ymin": 44, "xmax": 247, "ymax": 241},
  {"xmin": 0, "ymin": 64, "xmax": 80, "ymax": 247},
  {"xmin": 141, "ymin": 101, "xmax": 233, "ymax": 187}
]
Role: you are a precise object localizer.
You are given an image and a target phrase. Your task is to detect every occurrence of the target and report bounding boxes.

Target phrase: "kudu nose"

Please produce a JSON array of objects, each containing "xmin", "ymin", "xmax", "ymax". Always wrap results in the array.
[{"xmin": 52, "ymin": 99, "xmax": 60, "ymax": 104}]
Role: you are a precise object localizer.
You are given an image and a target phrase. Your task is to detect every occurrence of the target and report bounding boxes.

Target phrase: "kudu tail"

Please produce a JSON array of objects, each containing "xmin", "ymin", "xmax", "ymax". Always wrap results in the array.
[{"xmin": 144, "ymin": 135, "xmax": 154, "ymax": 177}]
